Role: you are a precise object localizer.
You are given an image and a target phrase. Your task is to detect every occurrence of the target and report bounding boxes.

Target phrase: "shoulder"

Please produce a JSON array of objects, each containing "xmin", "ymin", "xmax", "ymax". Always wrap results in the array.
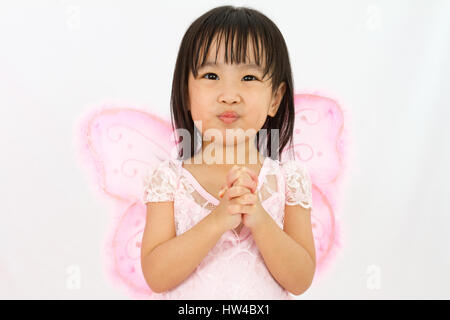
[
  {"xmin": 279, "ymin": 158, "xmax": 313, "ymax": 208},
  {"xmin": 142, "ymin": 158, "xmax": 180, "ymax": 203},
  {"xmin": 279, "ymin": 158, "xmax": 310, "ymax": 179},
  {"xmin": 146, "ymin": 158, "xmax": 179, "ymax": 180}
]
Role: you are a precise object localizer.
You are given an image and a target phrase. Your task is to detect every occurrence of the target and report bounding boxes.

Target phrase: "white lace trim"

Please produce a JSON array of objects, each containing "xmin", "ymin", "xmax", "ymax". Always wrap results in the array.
[
  {"xmin": 142, "ymin": 159, "xmax": 177, "ymax": 203},
  {"xmin": 281, "ymin": 160, "xmax": 313, "ymax": 209}
]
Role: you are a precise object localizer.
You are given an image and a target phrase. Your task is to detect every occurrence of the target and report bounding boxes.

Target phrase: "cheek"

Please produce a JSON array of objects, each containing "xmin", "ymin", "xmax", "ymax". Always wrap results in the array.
[
  {"xmin": 247, "ymin": 113, "xmax": 268, "ymax": 130},
  {"xmin": 245, "ymin": 99, "xmax": 270, "ymax": 129},
  {"xmin": 190, "ymin": 103, "xmax": 216, "ymax": 134},
  {"xmin": 190, "ymin": 108, "xmax": 210, "ymax": 127},
  {"xmin": 189, "ymin": 86, "xmax": 205, "ymax": 107},
  {"xmin": 189, "ymin": 92, "xmax": 213, "ymax": 121}
]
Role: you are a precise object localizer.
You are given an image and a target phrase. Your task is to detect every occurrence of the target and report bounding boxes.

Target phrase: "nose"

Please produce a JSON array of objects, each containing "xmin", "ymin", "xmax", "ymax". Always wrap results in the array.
[
  {"xmin": 220, "ymin": 95, "xmax": 240, "ymax": 105},
  {"xmin": 218, "ymin": 82, "xmax": 241, "ymax": 105}
]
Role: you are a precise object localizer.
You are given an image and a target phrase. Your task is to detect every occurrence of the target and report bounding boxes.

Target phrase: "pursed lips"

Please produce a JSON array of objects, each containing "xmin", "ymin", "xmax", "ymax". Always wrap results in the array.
[
  {"xmin": 218, "ymin": 111, "xmax": 239, "ymax": 123},
  {"xmin": 219, "ymin": 111, "xmax": 239, "ymax": 118}
]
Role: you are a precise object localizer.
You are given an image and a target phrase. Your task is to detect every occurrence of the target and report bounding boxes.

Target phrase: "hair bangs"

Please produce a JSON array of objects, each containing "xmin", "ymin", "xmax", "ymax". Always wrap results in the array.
[{"xmin": 190, "ymin": 11, "xmax": 276, "ymax": 87}]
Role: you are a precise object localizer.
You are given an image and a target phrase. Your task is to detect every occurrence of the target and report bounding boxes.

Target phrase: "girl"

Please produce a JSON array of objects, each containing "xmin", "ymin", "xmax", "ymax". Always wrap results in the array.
[{"xmin": 141, "ymin": 5, "xmax": 315, "ymax": 299}]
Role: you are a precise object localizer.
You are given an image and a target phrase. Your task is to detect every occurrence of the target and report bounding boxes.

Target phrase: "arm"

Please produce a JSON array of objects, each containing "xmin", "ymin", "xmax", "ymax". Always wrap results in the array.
[
  {"xmin": 250, "ymin": 204, "xmax": 316, "ymax": 296},
  {"xmin": 140, "ymin": 202, "xmax": 225, "ymax": 293}
]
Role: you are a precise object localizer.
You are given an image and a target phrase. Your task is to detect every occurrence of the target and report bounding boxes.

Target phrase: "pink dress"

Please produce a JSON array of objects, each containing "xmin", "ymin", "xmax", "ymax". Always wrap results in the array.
[{"xmin": 142, "ymin": 156, "xmax": 313, "ymax": 299}]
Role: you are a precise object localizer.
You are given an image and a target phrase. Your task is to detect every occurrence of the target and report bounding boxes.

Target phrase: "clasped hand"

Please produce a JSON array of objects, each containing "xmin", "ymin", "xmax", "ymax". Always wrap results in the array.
[{"xmin": 215, "ymin": 165, "xmax": 267, "ymax": 232}]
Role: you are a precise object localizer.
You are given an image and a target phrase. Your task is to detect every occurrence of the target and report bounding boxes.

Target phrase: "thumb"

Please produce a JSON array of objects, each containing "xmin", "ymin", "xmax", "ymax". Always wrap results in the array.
[{"xmin": 218, "ymin": 184, "xmax": 228, "ymax": 198}]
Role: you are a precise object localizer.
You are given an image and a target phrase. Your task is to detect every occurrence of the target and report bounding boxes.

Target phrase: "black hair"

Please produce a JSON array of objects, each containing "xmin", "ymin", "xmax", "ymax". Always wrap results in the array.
[{"xmin": 170, "ymin": 5, "xmax": 295, "ymax": 161}]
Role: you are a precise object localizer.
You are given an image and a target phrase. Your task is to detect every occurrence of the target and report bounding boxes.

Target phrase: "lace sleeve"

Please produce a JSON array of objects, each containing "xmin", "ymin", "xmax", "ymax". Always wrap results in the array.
[
  {"xmin": 281, "ymin": 160, "xmax": 313, "ymax": 209},
  {"xmin": 142, "ymin": 160, "xmax": 177, "ymax": 203}
]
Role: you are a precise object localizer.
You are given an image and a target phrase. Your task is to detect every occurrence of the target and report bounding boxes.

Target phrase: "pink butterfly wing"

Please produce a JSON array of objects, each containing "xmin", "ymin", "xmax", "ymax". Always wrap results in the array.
[
  {"xmin": 73, "ymin": 102, "xmax": 177, "ymax": 299},
  {"xmin": 281, "ymin": 93, "xmax": 349, "ymax": 280},
  {"xmin": 74, "ymin": 94, "xmax": 349, "ymax": 297}
]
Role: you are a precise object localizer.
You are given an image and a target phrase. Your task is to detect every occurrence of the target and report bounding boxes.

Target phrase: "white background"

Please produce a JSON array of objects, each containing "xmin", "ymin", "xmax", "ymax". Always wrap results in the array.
[{"xmin": 1, "ymin": 0, "xmax": 449, "ymax": 299}]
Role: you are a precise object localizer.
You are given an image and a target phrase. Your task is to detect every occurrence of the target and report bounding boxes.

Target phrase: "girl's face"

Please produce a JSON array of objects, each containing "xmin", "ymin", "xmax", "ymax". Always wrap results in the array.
[{"xmin": 188, "ymin": 37, "xmax": 286, "ymax": 147}]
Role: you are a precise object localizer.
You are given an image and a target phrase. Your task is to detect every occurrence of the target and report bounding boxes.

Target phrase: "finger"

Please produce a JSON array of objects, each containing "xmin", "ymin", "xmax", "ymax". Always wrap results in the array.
[
  {"xmin": 226, "ymin": 166, "xmax": 244, "ymax": 188},
  {"xmin": 239, "ymin": 204, "xmax": 255, "ymax": 215},
  {"xmin": 219, "ymin": 184, "xmax": 229, "ymax": 198},
  {"xmin": 227, "ymin": 185, "xmax": 251, "ymax": 200},
  {"xmin": 232, "ymin": 174, "xmax": 257, "ymax": 193},
  {"xmin": 227, "ymin": 204, "xmax": 243, "ymax": 215},
  {"xmin": 218, "ymin": 185, "xmax": 228, "ymax": 198},
  {"xmin": 239, "ymin": 166, "xmax": 258, "ymax": 183},
  {"xmin": 227, "ymin": 203, "xmax": 254, "ymax": 215},
  {"xmin": 227, "ymin": 167, "xmax": 258, "ymax": 190},
  {"xmin": 236, "ymin": 193, "xmax": 257, "ymax": 205}
]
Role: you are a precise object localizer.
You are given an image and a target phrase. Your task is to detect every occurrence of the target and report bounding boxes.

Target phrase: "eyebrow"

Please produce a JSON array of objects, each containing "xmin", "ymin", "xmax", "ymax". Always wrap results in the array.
[{"xmin": 198, "ymin": 61, "xmax": 264, "ymax": 72}]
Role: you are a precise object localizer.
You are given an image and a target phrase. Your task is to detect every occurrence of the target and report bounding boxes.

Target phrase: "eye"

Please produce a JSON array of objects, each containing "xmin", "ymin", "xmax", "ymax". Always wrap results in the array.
[
  {"xmin": 243, "ymin": 75, "xmax": 259, "ymax": 81},
  {"xmin": 201, "ymin": 73, "xmax": 259, "ymax": 81},
  {"xmin": 202, "ymin": 73, "xmax": 218, "ymax": 80}
]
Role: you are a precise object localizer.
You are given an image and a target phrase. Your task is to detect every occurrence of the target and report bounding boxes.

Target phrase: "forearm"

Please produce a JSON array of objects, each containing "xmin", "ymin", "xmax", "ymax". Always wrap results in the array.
[
  {"xmin": 142, "ymin": 212, "xmax": 224, "ymax": 293},
  {"xmin": 251, "ymin": 212, "xmax": 315, "ymax": 295}
]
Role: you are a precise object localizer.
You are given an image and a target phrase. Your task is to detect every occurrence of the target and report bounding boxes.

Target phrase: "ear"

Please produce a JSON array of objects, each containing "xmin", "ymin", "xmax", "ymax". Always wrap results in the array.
[{"xmin": 268, "ymin": 82, "xmax": 286, "ymax": 117}]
